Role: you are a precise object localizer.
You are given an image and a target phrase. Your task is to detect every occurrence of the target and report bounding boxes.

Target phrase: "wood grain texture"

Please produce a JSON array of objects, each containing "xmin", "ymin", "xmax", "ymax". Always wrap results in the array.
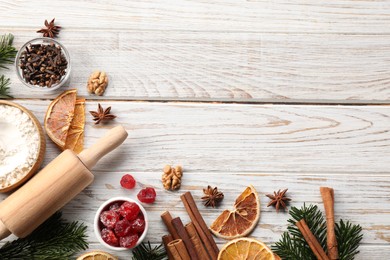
[
  {"xmin": 2, "ymin": 30, "xmax": 390, "ymax": 102},
  {"xmin": 0, "ymin": 100, "xmax": 389, "ymax": 258},
  {"xmin": 1, "ymin": 1, "xmax": 390, "ymax": 258},
  {"xmin": 11, "ymin": 100, "xmax": 390, "ymax": 173},
  {"xmin": 2, "ymin": 170, "xmax": 389, "ymax": 259},
  {"xmin": 1, "ymin": 0, "xmax": 390, "ymax": 33},
  {"xmin": 59, "ymin": 171, "xmax": 390, "ymax": 258}
]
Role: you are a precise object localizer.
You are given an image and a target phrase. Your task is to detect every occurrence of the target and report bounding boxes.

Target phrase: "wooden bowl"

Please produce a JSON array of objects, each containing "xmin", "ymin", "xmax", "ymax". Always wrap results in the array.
[{"xmin": 0, "ymin": 100, "xmax": 46, "ymax": 193}]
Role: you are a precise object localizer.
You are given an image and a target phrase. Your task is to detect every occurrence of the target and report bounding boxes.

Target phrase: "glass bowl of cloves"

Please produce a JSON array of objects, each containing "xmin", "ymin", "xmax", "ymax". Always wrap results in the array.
[{"xmin": 15, "ymin": 37, "xmax": 71, "ymax": 91}]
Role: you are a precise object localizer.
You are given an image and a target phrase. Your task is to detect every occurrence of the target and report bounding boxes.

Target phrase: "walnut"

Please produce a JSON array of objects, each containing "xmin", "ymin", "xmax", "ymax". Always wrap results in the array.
[
  {"xmin": 87, "ymin": 71, "xmax": 108, "ymax": 96},
  {"xmin": 162, "ymin": 165, "xmax": 183, "ymax": 190}
]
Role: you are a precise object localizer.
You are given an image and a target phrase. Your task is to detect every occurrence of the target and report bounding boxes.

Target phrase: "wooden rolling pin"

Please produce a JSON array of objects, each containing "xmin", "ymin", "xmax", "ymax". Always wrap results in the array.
[{"xmin": 0, "ymin": 125, "xmax": 128, "ymax": 240}]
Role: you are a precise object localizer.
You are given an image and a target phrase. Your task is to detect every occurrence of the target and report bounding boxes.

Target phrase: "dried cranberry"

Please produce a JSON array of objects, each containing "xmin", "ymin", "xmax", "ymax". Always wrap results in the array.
[
  {"xmin": 119, "ymin": 234, "xmax": 139, "ymax": 248},
  {"xmin": 100, "ymin": 210, "xmax": 120, "ymax": 229},
  {"xmin": 114, "ymin": 219, "xmax": 132, "ymax": 237},
  {"xmin": 130, "ymin": 217, "xmax": 145, "ymax": 234},
  {"xmin": 101, "ymin": 228, "xmax": 119, "ymax": 246},
  {"xmin": 120, "ymin": 174, "xmax": 136, "ymax": 189},
  {"xmin": 109, "ymin": 202, "xmax": 121, "ymax": 215},
  {"xmin": 119, "ymin": 201, "xmax": 140, "ymax": 221},
  {"xmin": 137, "ymin": 187, "xmax": 156, "ymax": 203}
]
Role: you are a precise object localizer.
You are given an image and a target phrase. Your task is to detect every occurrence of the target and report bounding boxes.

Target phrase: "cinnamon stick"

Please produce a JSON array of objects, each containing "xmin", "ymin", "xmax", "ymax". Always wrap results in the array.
[
  {"xmin": 185, "ymin": 222, "xmax": 210, "ymax": 260},
  {"xmin": 181, "ymin": 192, "xmax": 219, "ymax": 259},
  {"xmin": 171, "ymin": 217, "xmax": 199, "ymax": 260},
  {"xmin": 161, "ymin": 211, "xmax": 180, "ymax": 240},
  {"xmin": 163, "ymin": 234, "xmax": 174, "ymax": 260},
  {"xmin": 296, "ymin": 219, "xmax": 329, "ymax": 260},
  {"xmin": 167, "ymin": 239, "xmax": 191, "ymax": 260},
  {"xmin": 320, "ymin": 187, "xmax": 339, "ymax": 260}
]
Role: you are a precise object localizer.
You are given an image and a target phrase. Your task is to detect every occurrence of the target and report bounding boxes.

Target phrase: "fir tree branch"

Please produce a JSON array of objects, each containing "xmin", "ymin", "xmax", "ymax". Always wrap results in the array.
[
  {"xmin": 132, "ymin": 241, "xmax": 167, "ymax": 260},
  {"xmin": 0, "ymin": 34, "xmax": 17, "ymax": 69},
  {"xmin": 0, "ymin": 75, "xmax": 13, "ymax": 99},
  {"xmin": 0, "ymin": 212, "xmax": 88, "ymax": 260},
  {"xmin": 336, "ymin": 219, "xmax": 363, "ymax": 260},
  {"xmin": 272, "ymin": 204, "xmax": 363, "ymax": 260}
]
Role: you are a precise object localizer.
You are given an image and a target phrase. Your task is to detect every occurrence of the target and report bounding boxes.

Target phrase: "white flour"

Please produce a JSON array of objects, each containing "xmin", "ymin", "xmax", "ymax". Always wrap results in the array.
[{"xmin": 0, "ymin": 104, "xmax": 40, "ymax": 189}]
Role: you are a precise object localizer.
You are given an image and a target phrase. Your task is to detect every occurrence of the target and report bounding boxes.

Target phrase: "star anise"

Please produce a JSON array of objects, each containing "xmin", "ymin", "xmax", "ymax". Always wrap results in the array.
[
  {"xmin": 89, "ymin": 103, "xmax": 117, "ymax": 124},
  {"xmin": 266, "ymin": 188, "xmax": 291, "ymax": 212},
  {"xmin": 37, "ymin": 18, "xmax": 61, "ymax": 38},
  {"xmin": 201, "ymin": 186, "xmax": 224, "ymax": 208}
]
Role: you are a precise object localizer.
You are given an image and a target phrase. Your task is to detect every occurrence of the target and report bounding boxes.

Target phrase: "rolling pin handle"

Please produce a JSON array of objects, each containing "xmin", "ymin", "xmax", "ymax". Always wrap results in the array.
[
  {"xmin": 78, "ymin": 125, "xmax": 128, "ymax": 169},
  {"xmin": 0, "ymin": 220, "xmax": 11, "ymax": 240}
]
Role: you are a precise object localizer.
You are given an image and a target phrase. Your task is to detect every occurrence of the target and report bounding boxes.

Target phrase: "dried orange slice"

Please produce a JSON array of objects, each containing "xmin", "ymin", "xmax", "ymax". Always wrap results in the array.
[
  {"xmin": 64, "ymin": 98, "xmax": 85, "ymax": 153},
  {"xmin": 44, "ymin": 89, "xmax": 77, "ymax": 148},
  {"xmin": 76, "ymin": 250, "xmax": 118, "ymax": 260},
  {"xmin": 218, "ymin": 238, "xmax": 274, "ymax": 260},
  {"xmin": 210, "ymin": 185, "xmax": 260, "ymax": 239}
]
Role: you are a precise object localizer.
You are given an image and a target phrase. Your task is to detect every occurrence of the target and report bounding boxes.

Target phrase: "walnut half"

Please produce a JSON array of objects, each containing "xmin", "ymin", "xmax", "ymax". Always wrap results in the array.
[
  {"xmin": 87, "ymin": 71, "xmax": 108, "ymax": 96},
  {"xmin": 162, "ymin": 165, "xmax": 183, "ymax": 190}
]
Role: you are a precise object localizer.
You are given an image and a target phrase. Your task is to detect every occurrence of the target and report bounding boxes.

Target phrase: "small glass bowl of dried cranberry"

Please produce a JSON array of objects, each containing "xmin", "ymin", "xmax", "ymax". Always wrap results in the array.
[{"xmin": 94, "ymin": 197, "xmax": 148, "ymax": 251}]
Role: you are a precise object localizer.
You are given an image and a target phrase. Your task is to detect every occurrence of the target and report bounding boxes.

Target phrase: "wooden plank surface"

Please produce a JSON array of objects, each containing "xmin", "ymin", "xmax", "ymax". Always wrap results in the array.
[
  {"xmin": 1, "ymin": 30, "xmax": 390, "ymax": 102},
  {"xmin": 1, "ymin": 100, "xmax": 389, "ymax": 258},
  {"xmin": 1, "ymin": 0, "xmax": 390, "ymax": 34},
  {"xmin": 62, "ymin": 170, "xmax": 390, "ymax": 259},
  {"xmin": 1, "ymin": 0, "xmax": 390, "ymax": 259},
  {"xmin": 14, "ymin": 100, "xmax": 390, "ymax": 173}
]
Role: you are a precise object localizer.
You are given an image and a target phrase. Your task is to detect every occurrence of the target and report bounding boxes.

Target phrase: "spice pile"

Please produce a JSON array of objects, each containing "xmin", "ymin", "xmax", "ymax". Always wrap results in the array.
[{"xmin": 19, "ymin": 42, "xmax": 67, "ymax": 88}]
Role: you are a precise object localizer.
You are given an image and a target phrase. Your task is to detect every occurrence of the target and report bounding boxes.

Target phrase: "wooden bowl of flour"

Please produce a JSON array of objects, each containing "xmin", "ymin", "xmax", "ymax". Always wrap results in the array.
[{"xmin": 0, "ymin": 100, "xmax": 46, "ymax": 193}]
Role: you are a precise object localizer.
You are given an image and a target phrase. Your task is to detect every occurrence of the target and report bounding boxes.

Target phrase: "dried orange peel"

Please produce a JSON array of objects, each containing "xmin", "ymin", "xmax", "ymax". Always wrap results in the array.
[
  {"xmin": 218, "ymin": 238, "xmax": 275, "ymax": 260},
  {"xmin": 210, "ymin": 185, "xmax": 260, "ymax": 240},
  {"xmin": 64, "ymin": 98, "xmax": 85, "ymax": 153},
  {"xmin": 44, "ymin": 89, "xmax": 85, "ymax": 153},
  {"xmin": 76, "ymin": 250, "xmax": 118, "ymax": 260}
]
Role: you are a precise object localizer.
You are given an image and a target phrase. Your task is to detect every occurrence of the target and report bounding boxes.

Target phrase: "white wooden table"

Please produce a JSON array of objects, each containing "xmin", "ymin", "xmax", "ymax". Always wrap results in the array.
[{"xmin": 1, "ymin": 1, "xmax": 390, "ymax": 259}]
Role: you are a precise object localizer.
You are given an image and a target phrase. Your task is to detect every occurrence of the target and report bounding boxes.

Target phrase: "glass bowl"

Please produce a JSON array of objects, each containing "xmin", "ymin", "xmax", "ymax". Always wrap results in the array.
[{"xmin": 15, "ymin": 37, "xmax": 71, "ymax": 91}]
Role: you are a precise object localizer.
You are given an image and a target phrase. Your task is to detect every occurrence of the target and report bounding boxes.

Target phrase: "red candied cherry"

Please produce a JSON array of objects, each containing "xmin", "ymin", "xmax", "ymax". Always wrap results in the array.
[
  {"xmin": 120, "ymin": 174, "xmax": 136, "ymax": 189},
  {"xmin": 101, "ymin": 228, "xmax": 119, "ymax": 246},
  {"xmin": 100, "ymin": 210, "xmax": 120, "ymax": 229},
  {"xmin": 109, "ymin": 202, "xmax": 121, "ymax": 214},
  {"xmin": 119, "ymin": 201, "xmax": 140, "ymax": 221},
  {"xmin": 119, "ymin": 234, "xmax": 139, "ymax": 248},
  {"xmin": 137, "ymin": 187, "xmax": 156, "ymax": 203},
  {"xmin": 114, "ymin": 219, "xmax": 132, "ymax": 237},
  {"xmin": 130, "ymin": 217, "xmax": 145, "ymax": 234}
]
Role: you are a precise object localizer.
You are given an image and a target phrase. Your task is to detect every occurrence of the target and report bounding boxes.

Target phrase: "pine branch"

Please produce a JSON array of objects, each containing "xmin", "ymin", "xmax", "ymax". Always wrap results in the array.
[
  {"xmin": 0, "ymin": 34, "xmax": 17, "ymax": 69},
  {"xmin": 336, "ymin": 219, "xmax": 363, "ymax": 260},
  {"xmin": 0, "ymin": 75, "xmax": 13, "ymax": 99},
  {"xmin": 0, "ymin": 212, "xmax": 89, "ymax": 260},
  {"xmin": 273, "ymin": 204, "xmax": 326, "ymax": 260},
  {"xmin": 132, "ymin": 241, "xmax": 167, "ymax": 260},
  {"xmin": 272, "ymin": 204, "xmax": 363, "ymax": 260}
]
